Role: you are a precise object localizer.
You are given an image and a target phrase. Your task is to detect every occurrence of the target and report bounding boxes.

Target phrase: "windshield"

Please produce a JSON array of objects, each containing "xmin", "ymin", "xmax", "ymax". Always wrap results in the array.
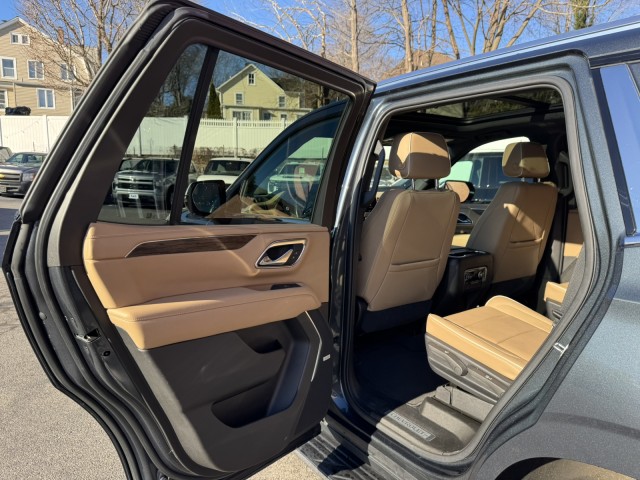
[
  {"xmin": 205, "ymin": 160, "xmax": 250, "ymax": 175},
  {"xmin": 119, "ymin": 158, "xmax": 178, "ymax": 175},
  {"xmin": 6, "ymin": 153, "xmax": 45, "ymax": 165}
]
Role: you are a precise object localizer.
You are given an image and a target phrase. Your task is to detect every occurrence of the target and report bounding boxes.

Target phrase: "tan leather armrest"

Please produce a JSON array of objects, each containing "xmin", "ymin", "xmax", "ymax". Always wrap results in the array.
[
  {"xmin": 543, "ymin": 282, "xmax": 569, "ymax": 305},
  {"xmin": 108, "ymin": 285, "xmax": 320, "ymax": 349}
]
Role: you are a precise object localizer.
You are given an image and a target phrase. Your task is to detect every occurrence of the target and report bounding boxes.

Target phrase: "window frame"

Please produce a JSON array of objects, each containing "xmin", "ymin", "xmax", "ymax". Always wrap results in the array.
[
  {"xmin": 278, "ymin": 95, "xmax": 285, "ymax": 108},
  {"xmin": 10, "ymin": 32, "xmax": 29, "ymax": 45},
  {"xmin": 60, "ymin": 63, "xmax": 76, "ymax": 81},
  {"xmin": 27, "ymin": 59, "xmax": 44, "ymax": 80},
  {"xmin": 0, "ymin": 90, "xmax": 7, "ymax": 109},
  {"xmin": 232, "ymin": 109, "xmax": 251, "ymax": 120},
  {"xmin": 235, "ymin": 92, "xmax": 243, "ymax": 105},
  {"xmin": 36, "ymin": 88, "xmax": 55, "ymax": 109},
  {"xmin": 248, "ymin": 72, "xmax": 255, "ymax": 85},
  {"xmin": 0, "ymin": 57, "xmax": 17, "ymax": 79}
]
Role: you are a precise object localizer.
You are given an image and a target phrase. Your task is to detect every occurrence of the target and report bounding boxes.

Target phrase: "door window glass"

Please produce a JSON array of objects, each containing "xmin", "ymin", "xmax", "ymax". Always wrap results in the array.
[
  {"xmin": 98, "ymin": 44, "xmax": 208, "ymax": 224},
  {"xmin": 184, "ymin": 50, "xmax": 347, "ymax": 224},
  {"xmin": 98, "ymin": 45, "xmax": 348, "ymax": 225}
]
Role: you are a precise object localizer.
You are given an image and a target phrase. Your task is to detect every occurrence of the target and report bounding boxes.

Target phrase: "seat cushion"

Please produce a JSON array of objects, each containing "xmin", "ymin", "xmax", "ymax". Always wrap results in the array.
[{"xmin": 426, "ymin": 296, "xmax": 553, "ymax": 382}]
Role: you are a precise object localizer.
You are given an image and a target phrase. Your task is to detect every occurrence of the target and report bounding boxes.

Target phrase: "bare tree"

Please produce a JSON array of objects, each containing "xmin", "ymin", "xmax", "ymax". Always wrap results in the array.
[
  {"xmin": 380, "ymin": 0, "xmax": 416, "ymax": 73},
  {"xmin": 400, "ymin": 0, "xmax": 414, "ymax": 72},
  {"xmin": 538, "ymin": 0, "xmax": 638, "ymax": 34},
  {"xmin": 326, "ymin": 0, "xmax": 388, "ymax": 77},
  {"xmin": 440, "ymin": 0, "xmax": 545, "ymax": 58},
  {"xmin": 18, "ymin": 0, "xmax": 145, "ymax": 89},
  {"xmin": 234, "ymin": 0, "xmax": 330, "ymax": 58},
  {"xmin": 349, "ymin": 0, "xmax": 360, "ymax": 72}
]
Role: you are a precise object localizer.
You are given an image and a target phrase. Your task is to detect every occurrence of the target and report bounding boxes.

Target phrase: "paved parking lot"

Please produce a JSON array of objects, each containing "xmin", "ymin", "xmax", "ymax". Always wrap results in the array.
[{"xmin": 0, "ymin": 195, "xmax": 320, "ymax": 479}]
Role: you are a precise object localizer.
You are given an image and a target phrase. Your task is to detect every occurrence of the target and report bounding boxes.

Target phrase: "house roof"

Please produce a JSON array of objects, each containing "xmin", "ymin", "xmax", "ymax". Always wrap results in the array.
[
  {"xmin": 381, "ymin": 51, "xmax": 453, "ymax": 80},
  {"xmin": 217, "ymin": 63, "xmax": 285, "ymax": 94},
  {"xmin": 0, "ymin": 17, "xmax": 28, "ymax": 35}
]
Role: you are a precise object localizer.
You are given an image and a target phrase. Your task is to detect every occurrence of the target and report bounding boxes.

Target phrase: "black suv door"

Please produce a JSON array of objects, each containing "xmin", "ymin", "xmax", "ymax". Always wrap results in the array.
[{"xmin": 2, "ymin": 1, "xmax": 374, "ymax": 478}]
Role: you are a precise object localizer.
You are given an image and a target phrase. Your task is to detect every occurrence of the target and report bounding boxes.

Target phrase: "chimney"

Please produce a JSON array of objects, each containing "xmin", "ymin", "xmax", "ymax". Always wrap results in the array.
[{"xmin": 57, "ymin": 27, "xmax": 64, "ymax": 44}]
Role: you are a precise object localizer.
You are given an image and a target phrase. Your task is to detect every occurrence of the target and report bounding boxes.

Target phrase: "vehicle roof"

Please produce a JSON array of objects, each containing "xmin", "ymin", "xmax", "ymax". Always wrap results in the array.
[
  {"xmin": 377, "ymin": 15, "xmax": 640, "ymax": 94},
  {"xmin": 207, "ymin": 158, "xmax": 251, "ymax": 162}
]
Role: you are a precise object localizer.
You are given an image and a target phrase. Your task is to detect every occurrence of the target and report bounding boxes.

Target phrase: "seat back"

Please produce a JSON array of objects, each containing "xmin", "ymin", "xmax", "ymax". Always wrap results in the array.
[
  {"xmin": 357, "ymin": 133, "xmax": 459, "ymax": 331},
  {"xmin": 467, "ymin": 142, "xmax": 557, "ymax": 289}
]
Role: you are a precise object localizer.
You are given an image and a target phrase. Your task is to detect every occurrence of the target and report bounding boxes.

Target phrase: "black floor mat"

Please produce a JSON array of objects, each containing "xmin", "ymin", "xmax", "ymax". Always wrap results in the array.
[{"xmin": 354, "ymin": 329, "xmax": 444, "ymax": 408}]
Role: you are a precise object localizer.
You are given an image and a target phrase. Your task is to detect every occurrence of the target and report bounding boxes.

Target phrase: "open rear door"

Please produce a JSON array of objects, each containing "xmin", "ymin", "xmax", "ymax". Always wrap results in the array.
[{"xmin": 3, "ymin": 1, "xmax": 374, "ymax": 478}]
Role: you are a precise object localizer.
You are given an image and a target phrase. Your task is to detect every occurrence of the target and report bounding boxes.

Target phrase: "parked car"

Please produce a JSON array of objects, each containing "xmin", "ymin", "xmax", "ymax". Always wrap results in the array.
[
  {"xmin": 112, "ymin": 157, "xmax": 197, "ymax": 209},
  {"xmin": 5, "ymin": 2, "xmax": 640, "ymax": 480},
  {"xmin": 0, "ymin": 146, "xmax": 12, "ymax": 162},
  {"xmin": 0, "ymin": 152, "xmax": 46, "ymax": 195},
  {"xmin": 198, "ymin": 157, "xmax": 251, "ymax": 186}
]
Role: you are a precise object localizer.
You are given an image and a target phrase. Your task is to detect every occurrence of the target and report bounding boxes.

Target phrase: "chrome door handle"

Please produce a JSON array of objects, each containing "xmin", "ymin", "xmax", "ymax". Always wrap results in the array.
[
  {"xmin": 256, "ymin": 239, "xmax": 306, "ymax": 268},
  {"xmin": 258, "ymin": 248, "xmax": 293, "ymax": 267}
]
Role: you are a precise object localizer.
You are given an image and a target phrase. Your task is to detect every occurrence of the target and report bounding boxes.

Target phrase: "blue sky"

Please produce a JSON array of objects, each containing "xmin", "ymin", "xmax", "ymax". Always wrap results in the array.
[{"xmin": 0, "ymin": 2, "xmax": 17, "ymax": 21}]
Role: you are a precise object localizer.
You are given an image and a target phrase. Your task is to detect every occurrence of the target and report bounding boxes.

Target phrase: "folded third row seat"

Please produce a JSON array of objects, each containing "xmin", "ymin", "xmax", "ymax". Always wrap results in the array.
[{"xmin": 425, "ymin": 296, "xmax": 554, "ymax": 402}]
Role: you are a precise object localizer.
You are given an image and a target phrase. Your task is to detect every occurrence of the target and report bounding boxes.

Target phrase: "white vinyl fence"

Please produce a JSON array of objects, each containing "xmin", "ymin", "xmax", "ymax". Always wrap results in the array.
[
  {"xmin": 0, "ymin": 115, "xmax": 69, "ymax": 153},
  {"xmin": 0, "ymin": 115, "xmax": 292, "ymax": 157}
]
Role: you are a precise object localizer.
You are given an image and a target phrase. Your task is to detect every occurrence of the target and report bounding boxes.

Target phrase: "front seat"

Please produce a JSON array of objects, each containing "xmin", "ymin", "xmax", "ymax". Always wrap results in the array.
[
  {"xmin": 466, "ymin": 142, "xmax": 557, "ymax": 298},
  {"xmin": 357, "ymin": 132, "xmax": 460, "ymax": 333}
]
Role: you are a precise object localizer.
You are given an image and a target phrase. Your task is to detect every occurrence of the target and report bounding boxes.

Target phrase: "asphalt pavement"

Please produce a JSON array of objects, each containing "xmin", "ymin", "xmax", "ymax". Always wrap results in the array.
[{"xmin": 0, "ymin": 195, "xmax": 320, "ymax": 479}]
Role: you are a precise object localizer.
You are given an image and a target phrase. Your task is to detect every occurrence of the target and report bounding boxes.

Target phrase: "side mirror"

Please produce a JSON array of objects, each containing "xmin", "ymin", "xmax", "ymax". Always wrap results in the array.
[
  {"xmin": 444, "ymin": 180, "xmax": 475, "ymax": 203},
  {"xmin": 185, "ymin": 180, "xmax": 226, "ymax": 217}
]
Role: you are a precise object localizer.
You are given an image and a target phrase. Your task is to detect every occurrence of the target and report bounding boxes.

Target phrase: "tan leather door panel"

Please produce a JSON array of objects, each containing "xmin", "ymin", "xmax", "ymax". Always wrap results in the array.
[{"xmin": 83, "ymin": 222, "xmax": 329, "ymax": 348}]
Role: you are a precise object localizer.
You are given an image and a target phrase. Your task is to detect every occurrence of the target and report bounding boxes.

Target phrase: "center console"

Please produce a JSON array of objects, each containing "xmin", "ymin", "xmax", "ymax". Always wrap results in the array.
[{"xmin": 432, "ymin": 247, "xmax": 493, "ymax": 316}]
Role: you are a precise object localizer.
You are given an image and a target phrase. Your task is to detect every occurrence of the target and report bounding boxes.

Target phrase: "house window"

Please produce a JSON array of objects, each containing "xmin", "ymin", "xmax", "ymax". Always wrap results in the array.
[
  {"xmin": 262, "ymin": 112, "xmax": 272, "ymax": 120},
  {"xmin": 248, "ymin": 73, "xmax": 255, "ymax": 85},
  {"xmin": 235, "ymin": 92, "xmax": 244, "ymax": 105},
  {"xmin": 1, "ymin": 58, "xmax": 16, "ymax": 79},
  {"xmin": 28, "ymin": 60, "xmax": 44, "ymax": 80},
  {"xmin": 0, "ymin": 90, "xmax": 7, "ymax": 109},
  {"xmin": 280, "ymin": 114, "xmax": 287, "ymax": 121},
  {"xmin": 60, "ymin": 64, "xmax": 75, "ymax": 81},
  {"xmin": 278, "ymin": 95, "xmax": 286, "ymax": 108},
  {"xmin": 37, "ymin": 89, "xmax": 55, "ymax": 109},
  {"xmin": 232, "ymin": 111, "xmax": 251, "ymax": 120},
  {"xmin": 10, "ymin": 33, "xmax": 29, "ymax": 44}
]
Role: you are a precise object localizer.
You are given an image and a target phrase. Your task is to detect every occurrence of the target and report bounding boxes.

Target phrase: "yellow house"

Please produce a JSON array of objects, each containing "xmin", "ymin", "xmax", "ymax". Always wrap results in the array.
[
  {"xmin": 0, "ymin": 18, "xmax": 87, "ymax": 116},
  {"xmin": 217, "ymin": 64, "xmax": 311, "ymax": 121}
]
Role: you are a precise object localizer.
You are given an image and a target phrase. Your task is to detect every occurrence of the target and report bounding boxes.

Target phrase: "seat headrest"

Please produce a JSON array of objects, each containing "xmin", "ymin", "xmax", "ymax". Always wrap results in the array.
[
  {"xmin": 389, "ymin": 132, "xmax": 451, "ymax": 180},
  {"xmin": 502, "ymin": 142, "xmax": 550, "ymax": 178}
]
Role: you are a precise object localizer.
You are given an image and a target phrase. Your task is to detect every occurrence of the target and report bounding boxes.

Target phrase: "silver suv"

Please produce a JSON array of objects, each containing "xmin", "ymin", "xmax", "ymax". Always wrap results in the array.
[
  {"xmin": 5, "ymin": 3, "xmax": 640, "ymax": 480},
  {"xmin": 112, "ymin": 157, "xmax": 197, "ymax": 209}
]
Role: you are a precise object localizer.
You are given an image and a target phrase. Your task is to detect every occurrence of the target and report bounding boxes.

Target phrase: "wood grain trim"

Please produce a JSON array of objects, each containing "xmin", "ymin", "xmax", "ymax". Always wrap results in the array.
[{"xmin": 126, "ymin": 234, "xmax": 255, "ymax": 258}]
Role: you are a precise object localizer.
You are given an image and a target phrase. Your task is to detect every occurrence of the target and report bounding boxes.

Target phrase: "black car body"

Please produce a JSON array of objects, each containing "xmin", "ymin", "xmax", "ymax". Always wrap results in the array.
[
  {"xmin": 4, "ymin": 2, "xmax": 640, "ymax": 480},
  {"xmin": 0, "ymin": 152, "xmax": 46, "ymax": 195}
]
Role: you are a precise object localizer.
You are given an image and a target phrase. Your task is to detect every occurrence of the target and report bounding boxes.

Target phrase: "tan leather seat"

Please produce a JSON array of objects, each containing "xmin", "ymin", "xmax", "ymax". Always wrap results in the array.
[
  {"xmin": 544, "ymin": 281, "xmax": 569, "ymax": 305},
  {"xmin": 426, "ymin": 296, "xmax": 553, "ymax": 402},
  {"xmin": 357, "ymin": 132, "xmax": 460, "ymax": 332},
  {"xmin": 466, "ymin": 142, "xmax": 557, "ymax": 296}
]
